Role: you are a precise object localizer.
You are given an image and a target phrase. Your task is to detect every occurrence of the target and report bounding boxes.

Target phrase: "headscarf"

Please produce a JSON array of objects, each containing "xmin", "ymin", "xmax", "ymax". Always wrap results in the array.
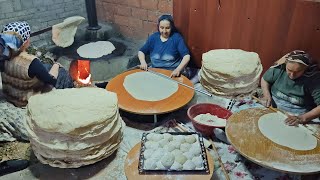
[
  {"xmin": 2, "ymin": 21, "xmax": 31, "ymax": 43},
  {"xmin": 0, "ymin": 21, "xmax": 31, "ymax": 71},
  {"xmin": 272, "ymin": 50, "xmax": 319, "ymax": 77},
  {"xmin": 286, "ymin": 50, "xmax": 311, "ymax": 66},
  {"xmin": 157, "ymin": 14, "xmax": 178, "ymax": 36},
  {"xmin": 0, "ymin": 21, "xmax": 31, "ymax": 53}
]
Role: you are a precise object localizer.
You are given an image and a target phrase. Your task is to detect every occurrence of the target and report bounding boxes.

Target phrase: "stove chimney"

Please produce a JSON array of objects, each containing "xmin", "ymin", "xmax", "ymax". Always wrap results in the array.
[{"xmin": 85, "ymin": 0, "xmax": 101, "ymax": 30}]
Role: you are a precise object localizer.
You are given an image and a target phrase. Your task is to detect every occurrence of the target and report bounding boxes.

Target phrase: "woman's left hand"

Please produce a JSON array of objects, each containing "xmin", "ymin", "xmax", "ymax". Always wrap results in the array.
[
  {"xmin": 170, "ymin": 69, "xmax": 181, "ymax": 78},
  {"xmin": 285, "ymin": 115, "xmax": 305, "ymax": 126}
]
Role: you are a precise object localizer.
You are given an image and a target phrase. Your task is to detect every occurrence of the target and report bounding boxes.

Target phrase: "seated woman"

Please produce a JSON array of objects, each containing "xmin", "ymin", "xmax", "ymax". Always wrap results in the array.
[
  {"xmin": 261, "ymin": 50, "xmax": 320, "ymax": 126},
  {"xmin": 138, "ymin": 14, "xmax": 194, "ymax": 78},
  {"xmin": 0, "ymin": 21, "xmax": 73, "ymax": 107}
]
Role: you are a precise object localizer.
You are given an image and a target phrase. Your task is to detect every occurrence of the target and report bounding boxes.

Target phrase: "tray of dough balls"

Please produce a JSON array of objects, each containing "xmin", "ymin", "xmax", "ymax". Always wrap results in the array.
[{"xmin": 138, "ymin": 132, "xmax": 210, "ymax": 174}]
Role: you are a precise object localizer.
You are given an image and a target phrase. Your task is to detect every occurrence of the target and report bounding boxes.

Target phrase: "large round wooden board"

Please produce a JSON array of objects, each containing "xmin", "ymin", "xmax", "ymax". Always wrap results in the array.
[
  {"xmin": 124, "ymin": 143, "xmax": 214, "ymax": 180},
  {"xmin": 106, "ymin": 68, "xmax": 194, "ymax": 115},
  {"xmin": 226, "ymin": 108, "xmax": 320, "ymax": 174}
]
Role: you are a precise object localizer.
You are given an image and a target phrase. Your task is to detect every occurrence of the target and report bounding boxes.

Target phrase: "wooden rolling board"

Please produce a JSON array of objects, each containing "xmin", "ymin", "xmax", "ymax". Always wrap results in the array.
[
  {"xmin": 106, "ymin": 68, "xmax": 194, "ymax": 115},
  {"xmin": 124, "ymin": 143, "xmax": 214, "ymax": 180},
  {"xmin": 226, "ymin": 108, "xmax": 320, "ymax": 174}
]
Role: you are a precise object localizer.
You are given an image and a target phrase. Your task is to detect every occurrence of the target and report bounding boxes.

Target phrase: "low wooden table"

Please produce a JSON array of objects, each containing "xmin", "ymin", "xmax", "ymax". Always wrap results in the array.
[
  {"xmin": 226, "ymin": 108, "xmax": 320, "ymax": 174},
  {"xmin": 124, "ymin": 143, "xmax": 214, "ymax": 180},
  {"xmin": 106, "ymin": 68, "xmax": 194, "ymax": 122}
]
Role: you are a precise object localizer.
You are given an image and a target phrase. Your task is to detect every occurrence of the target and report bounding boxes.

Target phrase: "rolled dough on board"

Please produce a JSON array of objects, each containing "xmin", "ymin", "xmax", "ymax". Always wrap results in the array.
[
  {"xmin": 123, "ymin": 72, "xmax": 178, "ymax": 101},
  {"xmin": 258, "ymin": 113, "xmax": 317, "ymax": 151}
]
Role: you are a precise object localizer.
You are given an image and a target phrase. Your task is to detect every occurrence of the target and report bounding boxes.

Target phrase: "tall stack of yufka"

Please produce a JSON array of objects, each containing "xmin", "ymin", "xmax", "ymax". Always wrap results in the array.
[
  {"xmin": 200, "ymin": 49, "xmax": 263, "ymax": 96},
  {"xmin": 25, "ymin": 87, "xmax": 125, "ymax": 168}
]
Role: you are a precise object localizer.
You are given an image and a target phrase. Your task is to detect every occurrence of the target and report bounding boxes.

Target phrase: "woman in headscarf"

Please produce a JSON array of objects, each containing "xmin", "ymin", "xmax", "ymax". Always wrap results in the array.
[
  {"xmin": 261, "ymin": 50, "xmax": 320, "ymax": 126},
  {"xmin": 0, "ymin": 21, "xmax": 73, "ymax": 107},
  {"xmin": 137, "ymin": 14, "xmax": 192, "ymax": 78}
]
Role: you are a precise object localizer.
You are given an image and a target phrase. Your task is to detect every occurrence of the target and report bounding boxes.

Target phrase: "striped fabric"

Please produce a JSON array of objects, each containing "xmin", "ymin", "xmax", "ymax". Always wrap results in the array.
[{"xmin": 1, "ymin": 51, "xmax": 44, "ymax": 107}]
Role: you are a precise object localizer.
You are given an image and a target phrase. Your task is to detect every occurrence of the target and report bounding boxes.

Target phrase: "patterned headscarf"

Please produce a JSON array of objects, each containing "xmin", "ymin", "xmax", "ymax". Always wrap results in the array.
[
  {"xmin": 272, "ymin": 50, "xmax": 319, "ymax": 77},
  {"xmin": 285, "ymin": 50, "xmax": 311, "ymax": 66},
  {"xmin": 2, "ymin": 21, "xmax": 31, "ymax": 43}
]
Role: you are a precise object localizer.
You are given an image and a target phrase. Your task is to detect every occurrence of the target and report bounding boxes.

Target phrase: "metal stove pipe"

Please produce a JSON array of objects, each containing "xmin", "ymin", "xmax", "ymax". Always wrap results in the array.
[{"xmin": 85, "ymin": 0, "xmax": 101, "ymax": 30}]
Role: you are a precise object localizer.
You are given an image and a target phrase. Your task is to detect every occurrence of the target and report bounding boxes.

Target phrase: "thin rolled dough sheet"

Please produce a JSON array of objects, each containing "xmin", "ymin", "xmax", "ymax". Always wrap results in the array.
[
  {"xmin": 77, "ymin": 41, "xmax": 115, "ymax": 58},
  {"xmin": 258, "ymin": 113, "xmax": 317, "ymax": 151},
  {"xmin": 52, "ymin": 16, "xmax": 85, "ymax": 47},
  {"xmin": 123, "ymin": 72, "xmax": 178, "ymax": 101}
]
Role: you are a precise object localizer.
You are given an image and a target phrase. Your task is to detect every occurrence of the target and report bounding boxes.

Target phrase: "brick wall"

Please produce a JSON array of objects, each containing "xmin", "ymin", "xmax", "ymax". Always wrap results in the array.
[
  {"xmin": 96, "ymin": 0, "xmax": 173, "ymax": 39},
  {"xmin": 0, "ymin": 0, "xmax": 87, "ymax": 47}
]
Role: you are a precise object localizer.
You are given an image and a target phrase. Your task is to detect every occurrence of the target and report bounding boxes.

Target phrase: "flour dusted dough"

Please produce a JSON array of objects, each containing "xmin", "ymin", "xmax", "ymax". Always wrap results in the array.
[
  {"xmin": 143, "ymin": 133, "xmax": 205, "ymax": 170},
  {"xmin": 144, "ymin": 159, "xmax": 157, "ymax": 169},
  {"xmin": 123, "ymin": 72, "xmax": 178, "ymax": 101},
  {"xmin": 258, "ymin": 113, "xmax": 317, "ymax": 151},
  {"xmin": 52, "ymin": 16, "xmax": 85, "ymax": 47},
  {"xmin": 200, "ymin": 49, "xmax": 263, "ymax": 96},
  {"xmin": 77, "ymin": 41, "xmax": 115, "ymax": 58},
  {"xmin": 161, "ymin": 153, "xmax": 175, "ymax": 168}
]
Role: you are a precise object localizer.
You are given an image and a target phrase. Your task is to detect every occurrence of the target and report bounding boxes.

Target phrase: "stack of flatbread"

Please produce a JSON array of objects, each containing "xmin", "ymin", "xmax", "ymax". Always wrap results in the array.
[
  {"xmin": 25, "ymin": 87, "xmax": 125, "ymax": 168},
  {"xmin": 200, "ymin": 49, "xmax": 263, "ymax": 96}
]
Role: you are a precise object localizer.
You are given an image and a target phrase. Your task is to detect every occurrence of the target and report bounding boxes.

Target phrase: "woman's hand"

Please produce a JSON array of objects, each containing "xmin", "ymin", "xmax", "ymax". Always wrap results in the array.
[
  {"xmin": 261, "ymin": 95, "xmax": 272, "ymax": 107},
  {"xmin": 170, "ymin": 69, "xmax": 181, "ymax": 78},
  {"xmin": 139, "ymin": 62, "xmax": 148, "ymax": 70},
  {"xmin": 285, "ymin": 115, "xmax": 305, "ymax": 126}
]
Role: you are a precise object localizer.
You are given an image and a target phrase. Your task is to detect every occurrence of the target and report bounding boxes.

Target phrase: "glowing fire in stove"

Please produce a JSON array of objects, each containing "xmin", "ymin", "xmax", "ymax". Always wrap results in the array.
[
  {"xmin": 77, "ymin": 68, "xmax": 91, "ymax": 85},
  {"xmin": 69, "ymin": 60, "xmax": 92, "ymax": 87}
]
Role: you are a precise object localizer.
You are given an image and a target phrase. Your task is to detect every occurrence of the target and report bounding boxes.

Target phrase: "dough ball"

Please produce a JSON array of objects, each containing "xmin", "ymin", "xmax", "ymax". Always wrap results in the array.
[
  {"xmin": 175, "ymin": 154, "xmax": 187, "ymax": 165},
  {"xmin": 164, "ymin": 141, "xmax": 177, "ymax": 152},
  {"xmin": 183, "ymin": 151, "xmax": 195, "ymax": 159},
  {"xmin": 192, "ymin": 156, "xmax": 204, "ymax": 168},
  {"xmin": 161, "ymin": 153, "xmax": 175, "ymax": 169},
  {"xmin": 180, "ymin": 143, "xmax": 192, "ymax": 152},
  {"xmin": 163, "ymin": 133, "xmax": 173, "ymax": 141},
  {"xmin": 170, "ymin": 161, "xmax": 183, "ymax": 170},
  {"xmin": 190, "ymin": 145, "xmax": 202, "ymax": 156},
  {"xmin": 152, "ymin": 148, "xmax": 164, "ymax": 161},
  {"xmin": 159, "ymin": 139, "xmax": 169, "ymax": 148},
  {"xmin": 145, "ymin": 141, "xmax": 159, "ymax": 149},
  {"xmin": 146, "ymin": 133, "xmax": 155, "ymax": 141},
  {"xmin": 192, "ymin": 142, "xmax": 201, "ymax": 149},
  {"xmin": 171, "ymin": 149, "xmax": 183, "ymax": 156},
  {"xmin": 152, "ymin": 133, "xmax": 164, "ymax": 141},
  {"xmin": 156, "ymin": 160, "xmax": 165, "ymax": 170},
  {"xmin": 173, "ymin": 135, "xmax": 186, "ymax": 144},
  {"xmin": 168, "ymin": 141, "xmax": 180, "ymax": 149},
  {"xmin": 144, "ymin": 159, "xmax": 157, "ymax": 169},
  {"xmin": 143, "ymin": 149, "xmax": 153, "ymax": 159},
  {"xmin": 185, "ymin": 135, "xmax": 197, "ymax": 144},
  {"xmin": 183, "ymin": 160, "xmax": 196, "ymax": 170}
]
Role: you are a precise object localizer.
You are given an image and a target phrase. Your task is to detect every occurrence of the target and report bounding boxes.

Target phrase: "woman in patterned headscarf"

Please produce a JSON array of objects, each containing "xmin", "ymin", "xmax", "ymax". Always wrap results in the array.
[
  {"xmin": 0, "ymin": 21, "xmax": 73, "ymax": 107},
  {"xmin": 261, "ymin": 50, "xmax": 320, "ymax": 126}
]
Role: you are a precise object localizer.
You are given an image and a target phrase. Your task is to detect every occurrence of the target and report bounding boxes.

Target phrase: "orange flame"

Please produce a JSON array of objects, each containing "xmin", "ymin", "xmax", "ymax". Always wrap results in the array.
[{"xmin": 77, "ymin": 67, "xmax": 91, "ymax": 85}]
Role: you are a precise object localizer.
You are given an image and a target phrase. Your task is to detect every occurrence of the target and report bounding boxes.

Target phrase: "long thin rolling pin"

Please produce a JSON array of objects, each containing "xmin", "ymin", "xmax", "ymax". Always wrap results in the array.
[
  {"xmin": 251, "ymin": 95, "xmax": 279, "ymax": 112},
  {"xmin": 146, "ymin": 69, "xmax": 212, "ymax": 97}
]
